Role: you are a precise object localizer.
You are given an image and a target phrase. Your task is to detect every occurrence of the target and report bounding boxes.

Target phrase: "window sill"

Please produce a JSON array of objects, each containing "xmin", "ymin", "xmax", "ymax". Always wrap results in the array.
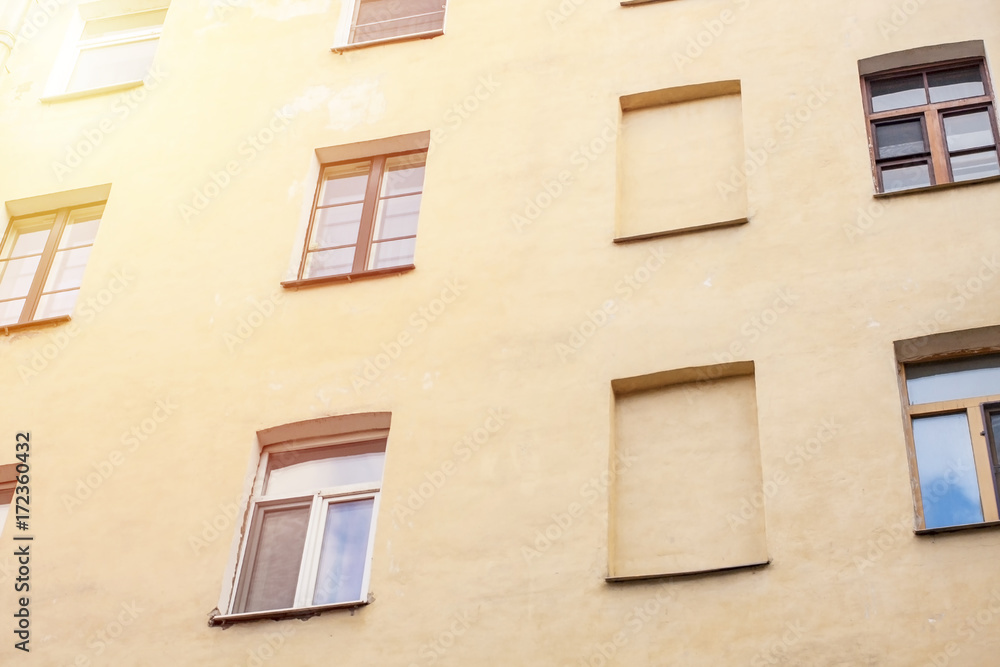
[
  {"xmin": 331, "ymin": 29, "xmax": 444, "ymax": 54},
  {"xmin": 40, "ymin": 80, "xmax": 144, "ymax": 104},
  {"xmin": 0, "ymin": 316, "xmax": 71, "ymax": 336},
  {"xmin": 614, "ymin": 217, "xmax": 748, "ymax": 244},
  {"xmin": 621, "ymin": 0, "xmax": 676, "ymax": 6},
  {"xmin": 209, "ymin": 599, "xmax": 369, "ymax": 627},
  {"xmin": 874, "ymin": 174, "xmax": 1000, "ymax": 199},
  {"xmin": 915, "ymin": 520, "xmax": 1000, "ymax": 536},
  {"xmin": 606, "ymin": 559, "xmax": 769, "ymax": 583},
  {"xmin": 281, "ymin": 265, "xmax": 415, "ymax": 290}
]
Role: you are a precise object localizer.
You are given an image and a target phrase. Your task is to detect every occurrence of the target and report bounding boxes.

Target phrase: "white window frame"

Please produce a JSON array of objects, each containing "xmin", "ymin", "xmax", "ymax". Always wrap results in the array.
[
  {"xmin": 44, "ymin": 8, "xmax": 164, "ymax": 99},
  {"xmin": 222, "ymin": 430, "xmax": 387, "ymax": 622},
  {"xmin": 333, "ymin": 0, "xmax": 448, "ymax": 51}
]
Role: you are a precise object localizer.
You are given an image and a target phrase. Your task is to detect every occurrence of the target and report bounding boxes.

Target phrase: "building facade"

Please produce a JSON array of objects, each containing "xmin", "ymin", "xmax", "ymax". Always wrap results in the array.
[{"xmin": 0, "ymin": 0, "xmax": 999, "ymax": 664}]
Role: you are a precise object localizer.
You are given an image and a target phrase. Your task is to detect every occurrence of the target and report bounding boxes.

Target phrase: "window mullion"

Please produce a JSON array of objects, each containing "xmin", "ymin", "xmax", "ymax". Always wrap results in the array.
[
  {"xmin": 907, "ymin": 396, "xmax": 993, "ymax": 416},
  {"xmin": 925, "ymin": 109, "xmax": 950, "ymax": 185},
  {"xmin": 967, "ymin": 408, "xmax": 999, "ymax": 522},
  {"xmin": 77, "ymin": 30, "xmax": 161, "ymax": 50},
  {"xmin": 20, "ymin": 208, "xmax": 68, "ymax": 324},
  {"xmin": 294, "ymin": 494, "xmax": 325, "ymax": 608},
  {"xmin": 353, "ymin": 157, "xmax": 385, "ymax": 274}
]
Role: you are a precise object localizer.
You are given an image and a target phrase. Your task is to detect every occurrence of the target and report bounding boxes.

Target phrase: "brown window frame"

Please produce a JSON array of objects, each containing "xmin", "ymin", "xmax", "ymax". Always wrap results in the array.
[
  {"xmin": 346, "ymin": 0, "xmax": 447, "ymax": 48},
  {"xmin": 0, "ymin": 201, "xmax": 105, "ymax": 331},
  {"xmin": 863, "ymin": 58, "xmax": 1000, "ymax": 194},
  {"xmin": 0, "ymin": 464, "xmax": 14, "ymax": 539},
  {"xmin": 283, "ymin": 132, "xmax": 429, "ymax": 290},
  {"xmin": 985, "ymin": 402, "xmax": 1000, "ymax": 517}
]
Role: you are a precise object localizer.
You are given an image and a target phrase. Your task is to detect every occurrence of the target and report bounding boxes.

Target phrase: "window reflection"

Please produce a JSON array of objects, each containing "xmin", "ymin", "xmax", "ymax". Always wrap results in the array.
[
  {"xmin": 906, "ymin": 354, "xmax": 1000, "ymax": 404},
  {"xmin": 912, "ymin": 413, "xmax": 984, "ymax": 529}
]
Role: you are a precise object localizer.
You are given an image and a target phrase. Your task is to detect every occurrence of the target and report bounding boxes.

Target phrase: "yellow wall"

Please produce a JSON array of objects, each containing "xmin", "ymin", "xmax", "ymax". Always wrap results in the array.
[{"xmin": 1, "ymin": 0, "xmax": 1000, "ymax": 664}]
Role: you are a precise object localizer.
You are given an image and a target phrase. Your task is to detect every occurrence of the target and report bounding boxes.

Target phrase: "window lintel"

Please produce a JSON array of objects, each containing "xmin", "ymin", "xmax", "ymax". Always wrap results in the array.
[
  {"xmin": 257, "ymin": 412, "xmax": 392, "ymax": 447},
  {"xmin": 894, "ymin": 324, "xmax": 1000, "ymax": 364},
  {"xmin": 314, "ymin": 131, "xmax": 430, "ymax": 167},
  {"xmin": 859, "ymin": 40, "xmax": 986, "ymax": 77}
]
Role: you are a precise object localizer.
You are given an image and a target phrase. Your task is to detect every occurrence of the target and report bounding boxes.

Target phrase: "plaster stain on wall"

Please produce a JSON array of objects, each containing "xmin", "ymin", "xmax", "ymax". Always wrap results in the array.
[
  {"xmin": 285, "ymin": 85, "xmax": 334, "ymax": 117},
  {"xmin": 422, "ymin": 372, "xmax": 436, "ymax": 390},
  {"xmin": 326, "ymin": 79, "xmax": 386, "ymax": 131}
]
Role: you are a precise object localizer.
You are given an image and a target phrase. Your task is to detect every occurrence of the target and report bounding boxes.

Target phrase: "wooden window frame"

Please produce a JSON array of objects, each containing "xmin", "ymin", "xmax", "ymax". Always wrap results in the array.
[
  {"xmin": 0, "ymin": 201, "xmax": 104, "ymax": 332},
  {"xmin": 863, "ymin": 58, "xmax": 1000, "ymax": 193},
  {"xmin": 212, "ymin": 414, "xmax": 391, "ymax": 626},
  {"xmin": 0, "ymin": 464, "xmax": 14, "ymax": 538},
  {"xmin": 898, "ymin": 353, "xmax": 1000, "ymax": 532},
  {"xmin": 282, "ymin": 133, "xmax": 429, "ymax": 290},
  {"xmin": 985, "ymin": 402, "xmax": 1000, "ymax": 517}
]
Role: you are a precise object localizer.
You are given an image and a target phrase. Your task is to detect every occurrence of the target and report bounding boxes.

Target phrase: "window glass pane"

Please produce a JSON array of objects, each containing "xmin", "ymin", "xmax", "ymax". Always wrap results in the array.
[
  {"xmin": 0, "ymin": 256, "xmax": 41, "ymax": 300},
  {"xmin": 312, "ymin": 499, "xmax": 375, "ymax": 605},
  {"xmin": 906, "ymin": 354, "xmax": 1000, "ymax": 404},
  {"xmin": 944, "ymin": 111, "xmax": 996, "ymax": 152},
  {"xmin": 991, "ymin": 411, "xmax": 1000, "ymax": 466},
  {"xmin": 0, "ymin": 504, "xmax": 8, "ymax": 536},
  {"xmin": 875, "ymin": 119, "xmax": 927, "ymax": 159},
  {"xmin": 368, "ymin": 237, "xmax": 416, "ymax": 270},
  {"xmin": 266, "ymin": 449, "xmax": 385, "ymax": 496},
  {"xmin": 950, "ymin": 150, "xmax": 1000, "ymax": 182},
  {"xmin": 241, "ymin": 506, "xmax": 310, "ymax": 613},
  {"xmin": 43, "ymin": 247, "xmax": 92, "ymax": 292},
  {"xmin": 311, "ymin": 204, "xmax": 363, "ymax": 249},
  {"xmin": 353, "ymin": 0, "xmax": 445, "ymax": 43},
  {"xmin": 7, "ymin": 225, "xmax": 50, "ymax": 259},
  {"xmin": 0, "ymin": 299, "xmax": 25, "ymax": 326},
  {"xmin": 66, "ymin": 38, "xmax": 159, "ymax": 93},
  {"xmin": 320, "ymin": 162, "xmax": 370, "ymax": 207},
  {"xmin": 303, "ymin": 247, "xmax": 355, "ymax": 279},
  {"xmin": 870, "ymin": 74, "xmax": 927, "ymax": 112},
  {"xmin": 381, "ymin": 154, "xmax": 426, "ymax": 197},
  {"xmin": 928, "ymin": 66, "xmax": 986, "ymax": 103},
  {"xmin": 35, "ymin": 290, "xmax": 80, "ymax": 319},
  {"xmin": 373, "ymin": 194, "xmax": 421, "ymax": 240},
  {"xmin": 881, "ymin": 162, "xmax": 931, "ymax": 192},
  {"xmin": 59, "ymin": 212, "xmax": 101, "ymax": 249},
  {"xmin": 912, "ymin": 413, "xmax": 984, "ymax": 529}
]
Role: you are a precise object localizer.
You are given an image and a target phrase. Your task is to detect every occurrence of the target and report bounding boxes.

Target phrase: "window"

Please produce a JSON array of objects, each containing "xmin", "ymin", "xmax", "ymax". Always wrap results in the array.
[
  {"xmin": 863, "ymin": 58, "xmax": 999, "ymax": 193},
  {"xmin": 285, "ymin": 132, "xmax": 429, "ymax": 287},
  {"xmin": 901, "ymin": 354, "xmax": 1000, "ymax": 530},
  {"xmin": 0, "ymin": 203, "xmax": 103, "ymax": 328},
  {"xmin": 221, "ymin": 414, "xmax": 390, "ymax": 622},
  {"xmin": 47, "ymin": 7, "xmax": 166, "ymax": 97},
  {"xmin": 347, "ymin": 0, "xmax": 446, "ymax": 46}
]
